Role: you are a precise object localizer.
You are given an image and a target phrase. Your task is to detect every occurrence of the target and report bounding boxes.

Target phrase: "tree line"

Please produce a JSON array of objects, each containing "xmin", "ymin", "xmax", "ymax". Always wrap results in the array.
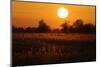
[{"xmin": 12, "ymin": 19, "xmax": 96, "ymax": 34}]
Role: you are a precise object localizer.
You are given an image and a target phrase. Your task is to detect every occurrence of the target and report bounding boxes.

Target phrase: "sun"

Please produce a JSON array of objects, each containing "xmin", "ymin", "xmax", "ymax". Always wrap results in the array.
[{"xmin": 57, "ymin": 7, "xmax": 69, "ymax": 19}]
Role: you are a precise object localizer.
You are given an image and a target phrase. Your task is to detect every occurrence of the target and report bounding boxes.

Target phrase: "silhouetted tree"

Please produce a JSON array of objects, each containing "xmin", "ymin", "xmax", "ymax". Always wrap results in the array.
[
  {"xmin": 83, "ymin": 23, "xmax": 96, "ymax": 34},
  {"xmin": 61, "ymin": 21, "xmax": 69, "ymax": 33},
  {"xmin": 25, "ymin": 27, "xmax": 37, "ymax": 33},
  {"xmin": 69, "ymin": 26, "xmax": 75, "ymax": 33},
  {"xmin": 12, "ymin": 26, "xmax": 25, "ymax": 33},
  {"xmin": 17, "ymin": 27, "xmax": 25, "ymax": 33},
  {"xmin": 53, "ymin": 29, "xmax": 61, "ymax": 33},
  {"xmin": 73, "ymin": 19, "xmax": 84, "ymax": 32},
  {"xmin": 12, "ymin": 19, "xmax": 96, "ymax": 34},
  {"xmin": 37, "ymin": 19, "xmax": 51, "ymax": 32},
  {"xmin": 12, "ymin": 25, "xmax": 17, "ymax": 32}
]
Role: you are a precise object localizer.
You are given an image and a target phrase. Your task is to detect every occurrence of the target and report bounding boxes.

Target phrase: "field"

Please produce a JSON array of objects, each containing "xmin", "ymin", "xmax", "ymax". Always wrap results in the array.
[{"xmin": 12, "ymin": 33, "xmax": 96, "ymax": 66}]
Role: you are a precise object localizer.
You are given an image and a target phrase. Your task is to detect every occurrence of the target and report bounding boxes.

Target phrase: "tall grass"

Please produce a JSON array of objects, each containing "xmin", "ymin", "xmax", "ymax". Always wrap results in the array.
[{"xmin": 12, "ymin": 33, "xmax": 96, "ymax": 66}]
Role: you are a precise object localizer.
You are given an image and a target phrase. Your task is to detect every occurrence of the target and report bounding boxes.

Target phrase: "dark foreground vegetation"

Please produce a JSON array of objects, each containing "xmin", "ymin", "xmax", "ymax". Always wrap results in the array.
[{"xmin": 12, "ymin": 33, "xmax": 96, "ymax": 66}]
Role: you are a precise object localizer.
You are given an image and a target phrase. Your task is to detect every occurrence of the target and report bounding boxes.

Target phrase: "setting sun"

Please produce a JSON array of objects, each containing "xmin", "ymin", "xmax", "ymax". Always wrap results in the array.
[{"xmin": 57, "ymin": 7, "xmax": 69, "ymax": 19}]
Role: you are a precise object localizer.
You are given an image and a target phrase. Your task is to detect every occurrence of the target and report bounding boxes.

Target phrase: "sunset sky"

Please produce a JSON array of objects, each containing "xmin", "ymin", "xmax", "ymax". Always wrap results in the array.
[{"xmin": 12, "ymin": 1, "xmax": 96, "ymax": 29}]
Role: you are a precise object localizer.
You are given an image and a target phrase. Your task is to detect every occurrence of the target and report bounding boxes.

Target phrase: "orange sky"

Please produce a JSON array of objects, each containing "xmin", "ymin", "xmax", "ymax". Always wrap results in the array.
[{"xmin": 12, "ymin": 1, "xmax": 96, "ymax": 29}]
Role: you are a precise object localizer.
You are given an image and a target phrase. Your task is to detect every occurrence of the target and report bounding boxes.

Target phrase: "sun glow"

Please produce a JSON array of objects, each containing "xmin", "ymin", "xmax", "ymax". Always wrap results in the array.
[{"xmin": 57, "ymin": 7, "xmax": 69, "ymax": 19}]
